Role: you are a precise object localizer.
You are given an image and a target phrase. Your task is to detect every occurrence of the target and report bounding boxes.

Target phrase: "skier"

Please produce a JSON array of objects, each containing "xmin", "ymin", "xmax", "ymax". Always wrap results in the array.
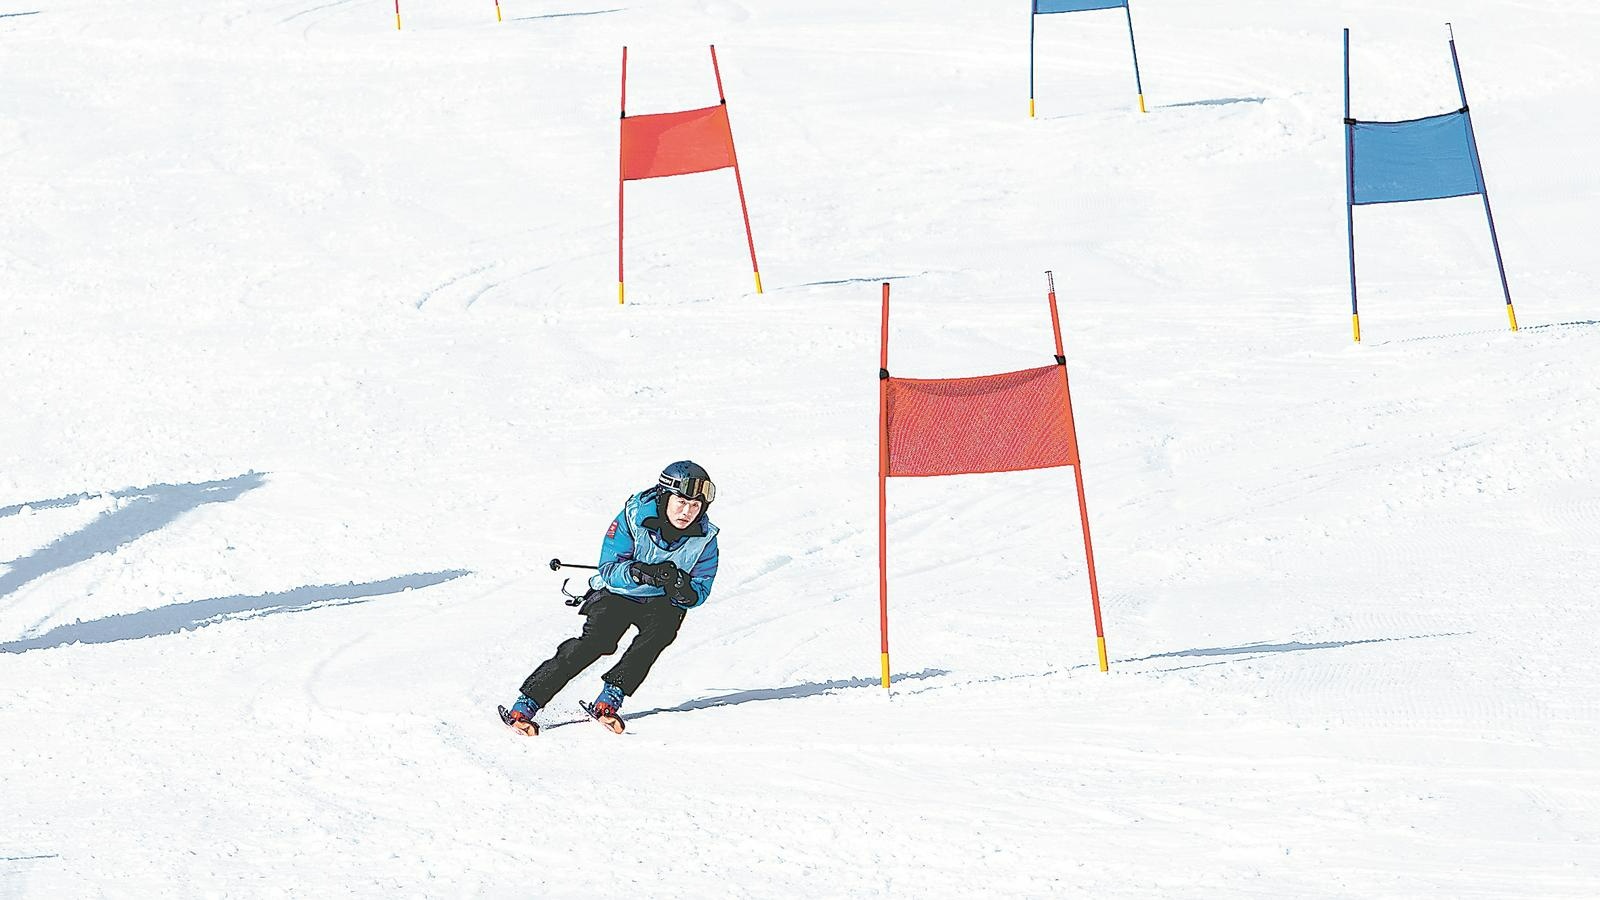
[{"xmin": 501, "ymin": 460, "xmax": 720, "ymax": 736}]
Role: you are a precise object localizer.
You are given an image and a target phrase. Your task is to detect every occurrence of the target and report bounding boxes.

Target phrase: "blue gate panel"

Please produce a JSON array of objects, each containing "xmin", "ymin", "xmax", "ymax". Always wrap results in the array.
[
  {"xmin": 1035, "ymin": 0, "xmax": 1127, "ymax": 14},
  {"xmin": 1351, "ymin": 111, "xmax": 1484, "ymax": 205}
]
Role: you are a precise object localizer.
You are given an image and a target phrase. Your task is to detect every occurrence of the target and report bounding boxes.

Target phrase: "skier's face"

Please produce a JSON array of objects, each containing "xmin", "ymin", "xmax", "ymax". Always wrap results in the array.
[{"xmin": 665, "ymin": 493, "xmax": 703, "ymax": 529}]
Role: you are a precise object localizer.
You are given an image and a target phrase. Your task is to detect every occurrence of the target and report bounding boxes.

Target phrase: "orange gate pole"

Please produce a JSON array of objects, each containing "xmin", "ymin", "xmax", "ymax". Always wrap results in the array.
[
  {"xmin": 710, "ymin": 45, "xmax": 763, "ymax": 294},
  {"xmin": 878, "ymin": 282, "xmax": 892, "ymax": 689},
  {"xmin": 1046, "ymin": 271, "xmax": 1109, "ymax": 672},
  {"xmin": 618, "ymin": 47, "xmax": 628, "ymax": 304}
]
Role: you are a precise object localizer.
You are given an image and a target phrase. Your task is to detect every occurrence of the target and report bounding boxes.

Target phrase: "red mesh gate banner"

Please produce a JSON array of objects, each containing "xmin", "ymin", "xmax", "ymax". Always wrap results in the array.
[
  {"xmin": 617, "ymin": 45, "xmax": 762, "ymax": 302},
  {"xmin": 884, "ymin": 366, "xmax": 1078, "ymax": 477},
  {"xmin": 621, "ymin": 105, "xmax": 736, "ymax": 181},
  {"xmin": 876, "ymin": 277, "xmax": 1108, "ymax": 682}
]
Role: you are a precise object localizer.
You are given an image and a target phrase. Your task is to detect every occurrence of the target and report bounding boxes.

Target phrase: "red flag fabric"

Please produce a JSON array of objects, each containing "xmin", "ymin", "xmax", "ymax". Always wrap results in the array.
[
  {"xmin": 621, "ymin": 105, "xmax": 736, "ymax": 181},
  {"xmin": 884, "ymin": 365, "xmax": 1077, "ymax": 477}
]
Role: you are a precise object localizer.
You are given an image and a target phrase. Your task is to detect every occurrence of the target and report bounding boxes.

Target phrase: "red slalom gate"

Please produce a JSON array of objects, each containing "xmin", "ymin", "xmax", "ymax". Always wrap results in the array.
[
  {"xmin": 877, "ymin": 273, "xmax": 1109, "ymax": 689},
  {"xmin": 618, "ymin": 45, "xmax": 762, "ymax": 304}
]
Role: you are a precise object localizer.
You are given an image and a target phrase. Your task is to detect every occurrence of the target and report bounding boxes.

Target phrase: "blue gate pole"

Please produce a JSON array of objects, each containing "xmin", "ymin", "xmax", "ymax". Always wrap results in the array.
[
  {"xmin": 1448, "ymin": 26, "xmax": 1517, "ymax": 331},
  {"xmin": 1030, "ymin": 3, "xmax": 1037, "ymax": 117},
  {"xmin": 1125, "ymin": 3, "xmax": 1147, "ymax": 112},
  {"xmin": 1344, "ymin": 28, "xmax": 1360, "ymax": 342}
]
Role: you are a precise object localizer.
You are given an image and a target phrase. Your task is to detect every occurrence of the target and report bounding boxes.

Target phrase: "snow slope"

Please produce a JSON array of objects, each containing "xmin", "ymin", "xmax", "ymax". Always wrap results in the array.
[{"xmin": 2, "ymin": 0, "xmax": 1598, "ymax": 896}]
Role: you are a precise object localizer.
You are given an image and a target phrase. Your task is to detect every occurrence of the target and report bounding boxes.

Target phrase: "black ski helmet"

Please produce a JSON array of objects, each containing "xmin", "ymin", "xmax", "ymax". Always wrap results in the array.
[{"xmin": 658, "ymin": 460, "xmax": 716, "ymax": 505}]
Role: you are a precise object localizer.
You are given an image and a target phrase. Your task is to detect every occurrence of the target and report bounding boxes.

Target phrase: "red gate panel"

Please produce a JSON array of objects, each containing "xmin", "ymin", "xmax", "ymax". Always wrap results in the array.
[
  {"xmin": 884, "ymin": 366, "xmax": 1077, "ymax": 477},
  {"xmin": 621, "ymin": 105, "xmax": 736, "ymax": 181}
]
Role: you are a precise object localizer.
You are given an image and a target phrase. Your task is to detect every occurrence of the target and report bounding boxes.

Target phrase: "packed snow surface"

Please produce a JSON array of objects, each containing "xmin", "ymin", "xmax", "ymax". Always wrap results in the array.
[{"xmin": 2, "ymin": 0, "xmax": 1597, "ymax": 896}]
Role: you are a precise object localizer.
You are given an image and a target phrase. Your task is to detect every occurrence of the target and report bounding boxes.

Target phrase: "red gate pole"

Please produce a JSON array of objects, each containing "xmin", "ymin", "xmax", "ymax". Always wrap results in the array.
[
  {"xmin": 878, "ymin": 282, "xmax": 892, "ymax": 689},
  {"xmin": 394, "ymin": 0, "xmax": 402, "ymax": 30},
  {"xmin": 618, "ymin": 47, "xmax": 628, "ymax": 304},
  {"xmin": 710, "ymin": 45, "xmax": 763, "ymax": 294},
  {"xmin": 495, "ymin": 0, "xmax": 502, "ymax": 23},
  {"xmin": 1046, "ymin": 272, "xmax": 1109, "ymax": 672}
]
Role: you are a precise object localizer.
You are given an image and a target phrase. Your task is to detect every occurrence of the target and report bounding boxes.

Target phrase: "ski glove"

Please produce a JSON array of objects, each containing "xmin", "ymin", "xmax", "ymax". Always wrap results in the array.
[
  {"xmin": 663, "ymin": 568, "xmax": 698, "ymax": 609},
  {"xmin": 629, "ymin": 560, "xmax": 678, "ymax": 588}
]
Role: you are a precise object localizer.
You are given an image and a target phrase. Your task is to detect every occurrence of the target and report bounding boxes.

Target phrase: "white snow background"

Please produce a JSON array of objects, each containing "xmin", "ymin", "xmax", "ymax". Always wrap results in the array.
[{"xmin": 2, "ymin": 0, "xmax": 1598, "ymax": 896}]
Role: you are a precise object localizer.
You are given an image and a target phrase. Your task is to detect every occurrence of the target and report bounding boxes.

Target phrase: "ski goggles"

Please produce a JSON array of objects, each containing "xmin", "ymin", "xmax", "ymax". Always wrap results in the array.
[{"xmin": 659, "ymin": 473, "xmax": 716, "ymax": 504}]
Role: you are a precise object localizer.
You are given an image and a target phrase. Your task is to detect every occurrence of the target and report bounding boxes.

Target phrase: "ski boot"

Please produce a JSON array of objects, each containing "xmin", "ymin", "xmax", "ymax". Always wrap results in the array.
[
  {"xmin": 581, "ymin": 683, "xmax": 626, "ymax": 734},
  {"xmin": 498, "ymin": 695, "xmax": 540, "ymax": 737}
]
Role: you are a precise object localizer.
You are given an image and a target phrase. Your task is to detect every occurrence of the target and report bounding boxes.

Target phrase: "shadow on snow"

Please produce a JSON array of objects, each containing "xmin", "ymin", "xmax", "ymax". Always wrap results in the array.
[
  {"xmin": 512, "ymin": 8, "xmax": 622, "ymax": 21},
  {"xmin": 1125, "ymin": 633, "xmax": 1463, "ymax": 670},
  {"xmin": 792, "ymin": 273, "xmax": 922, "ymax": 289},
  {"xmin": 888, "ymin": 633, "xmax": 1466, "ymax": 690},
  {"xmin": 543, "ymin": 667, "xmax": 950, "ymax": 729},
  {"xmin": 1041, "ymin": 96, "xmax": 1264, "ymax": 121},
  {"xmin": 1, "ymin": 570, "xmax": 471, "ymax": 653},
  {"xmin": 1, "ymin": 473, "xmax": 267, "ymax": 601},
  {"xmin": 1371, "ymin": 319, "xmax": 1600, "ymax": 347},
  {"xmin": 541, "ymin": 634, "xmax": 1463, "ymax": 726},
  {"xmin": 1156, "ymin": 96, "xmax": 1267, "ymax": 109}
]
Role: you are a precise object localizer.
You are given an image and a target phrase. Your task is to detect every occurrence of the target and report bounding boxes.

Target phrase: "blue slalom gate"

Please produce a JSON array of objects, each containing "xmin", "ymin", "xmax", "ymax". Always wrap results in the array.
[
  {"xmin": 1030, "ymin": 0, "xmax": 1146, "ymax": 116},
  {"xmin": 1343, "ymin": 26, "xmax": 1517, "ymax": 341}
]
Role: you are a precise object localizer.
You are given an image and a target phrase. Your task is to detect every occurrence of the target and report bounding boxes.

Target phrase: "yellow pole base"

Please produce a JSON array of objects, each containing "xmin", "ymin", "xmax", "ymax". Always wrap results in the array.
[
  {"xmin": 753, "ymin": 270, "xmax": 764, "ymax": 294},
  {"xmin": 1506, "ymin": 303, "xmax": 1519, "ymax": 332},
  {"xmin": 618, "ymin": 283, "xmax": 625, "ymax": 305},
  {"xmin": 1138, "ymin": 94, "xmax": 1147, "ymax": 114},
  {"xmin": 1352, "ymin": 313, "xmax": 1361, "ymax": 343},
  {"xmin": 1029, "ymin": 98, "xmax": 1036, "ymax": 118},
  {"xmin": 880, "ymin": 653, "xmax": 891, "ymax": 689},
  {"xmin": 395, "ymin": 13, "xmax": 402, "ymax": 29},
  {"xmin": 1097, "ymin": 636, "xmax": 1109, "ymax": 672},
  {"xmin": 496, "ymin": 6, "xmax": 502, "ymax": 22}
]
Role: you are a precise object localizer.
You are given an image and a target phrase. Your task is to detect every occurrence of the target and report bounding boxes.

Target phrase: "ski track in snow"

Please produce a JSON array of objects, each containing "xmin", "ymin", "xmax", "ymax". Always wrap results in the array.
[{"xmin": 277, "ymin": 0, "xmax": 359, "ymax": 27}]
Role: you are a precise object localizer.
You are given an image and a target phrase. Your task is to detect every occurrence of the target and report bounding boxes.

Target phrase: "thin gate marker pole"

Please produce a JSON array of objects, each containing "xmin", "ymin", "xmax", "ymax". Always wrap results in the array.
[
  {"xmin": 878, "ymin": 282, "xmax": 893, "ymax": 690},
  {"xmin": 618, "ymin": 47, "xmax": 628, "ymax": 304},
  {"xmin": 710, "ymin": 45, "xmax": 763, "ymax": 294},
  {"xmin": 1125, "ymin": 3, "xmax": 1147, "ymax": 113},
  {"xmin": 1448, "ymin": 25, "xmax": 1517, "ymax": 331},
  {"xmin": 1046, "ymin": 272, "xmax": 1108, "ymax": 671},
  {"xmin": 1029, "ymin": 5, "xmax": 1038, "ymax": 117},
  {"xmin": 1344, "ymin": 29, "xmax": 1360, "ymax": 342}
]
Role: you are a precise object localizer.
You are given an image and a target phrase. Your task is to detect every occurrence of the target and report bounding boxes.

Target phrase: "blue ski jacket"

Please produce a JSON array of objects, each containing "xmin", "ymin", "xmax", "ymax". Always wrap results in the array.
[{"xmin": 588, "ymin": 488, "xmax": 720, "ymax": 609}]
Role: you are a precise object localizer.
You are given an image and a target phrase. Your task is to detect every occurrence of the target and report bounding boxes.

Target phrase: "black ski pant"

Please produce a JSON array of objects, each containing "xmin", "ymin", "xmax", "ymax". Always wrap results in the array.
[{"xmin": 520, "ymin": 589, "xmax": 686, "ymax": 707}]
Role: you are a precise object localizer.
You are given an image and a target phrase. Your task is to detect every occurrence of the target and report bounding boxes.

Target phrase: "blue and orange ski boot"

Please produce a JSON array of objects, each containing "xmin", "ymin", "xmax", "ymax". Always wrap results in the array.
[{"xmin": 498, "ymin": 695, "xmax": 540, "ymax": 737}]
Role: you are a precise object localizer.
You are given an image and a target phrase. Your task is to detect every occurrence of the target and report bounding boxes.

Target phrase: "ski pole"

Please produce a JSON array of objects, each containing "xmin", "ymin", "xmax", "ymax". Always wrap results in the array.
[
  {"xmin": 551, "ymin": 559, "xmax": 599, "ymax": 607},
  {"xmin": 558, "ymin": 578, "xmax": 589, "ymax": 606}
]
